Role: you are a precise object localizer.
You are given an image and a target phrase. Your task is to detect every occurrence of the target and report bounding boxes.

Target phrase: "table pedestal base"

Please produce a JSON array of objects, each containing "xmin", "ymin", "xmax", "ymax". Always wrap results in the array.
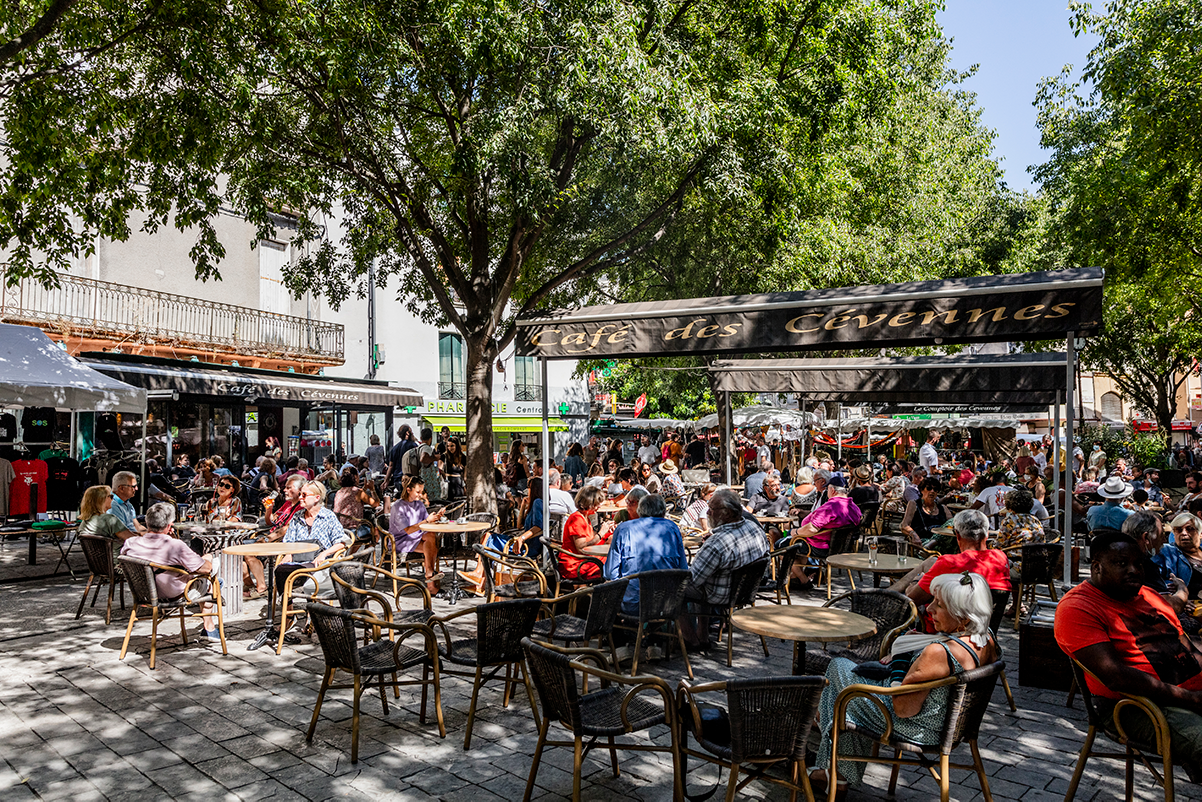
[
  {"xmin": 792, "ymin": 641, "xmax": 808, "ymax": 676},
  {"xmin": 220, "ymin": 552, "xmax": 244, "ymax": 616}
]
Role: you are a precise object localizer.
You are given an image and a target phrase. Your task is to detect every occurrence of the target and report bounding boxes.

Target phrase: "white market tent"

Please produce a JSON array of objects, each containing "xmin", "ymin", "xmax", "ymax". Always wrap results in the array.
[
  {"xmin": 0, "ymin": 323, "xmax": 146, "ymax": 413},
  {"xmin": 694, "ymin": 405, "xmax": 818, "ymax": 430}
]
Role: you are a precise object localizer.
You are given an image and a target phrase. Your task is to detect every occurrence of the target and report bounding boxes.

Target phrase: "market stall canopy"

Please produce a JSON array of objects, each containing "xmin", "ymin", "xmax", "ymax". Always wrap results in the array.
[
  {"xmin": 823, "ymin": 417, "xmax": 1020, "ymax": 431},
  {"xmin": 82, "ymin": 353, "xmax": 421, "ymax": 408},
  {"xmin": 614, "ymin": 417, "xmax": 693, "ymax": 430},
  {"xmin": 693, "ymin": 405, "xmax": 817, "ymax": 430},
  {"xmin": 710, "ymin": 353, "xmax": 1068, "ymax": 405},
  {"xmin": 0, "ymin": 323, "xmax": 146, "ymax": 412},
  {"xmin": 516, "ymin": 268, "xmax": 1102, "ymax": 359}
]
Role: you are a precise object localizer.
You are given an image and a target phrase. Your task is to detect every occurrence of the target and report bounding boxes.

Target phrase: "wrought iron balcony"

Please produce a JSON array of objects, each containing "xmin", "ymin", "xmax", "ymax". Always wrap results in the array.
[
  {"xmin": 514, "ymin": 384, "xmax": 543, "ymax": 401},
  {"xmin": 0, "ymin": 271, "xmax": 344, "ymax": 365},
  {"xmin": 438, "ymin": 381, "xmax": 466, "ymax": 399}
]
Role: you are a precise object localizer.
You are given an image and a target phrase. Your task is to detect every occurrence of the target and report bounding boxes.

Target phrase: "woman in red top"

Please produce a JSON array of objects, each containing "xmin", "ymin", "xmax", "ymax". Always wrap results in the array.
[{"xmin": 559, "ymin": 485, "xmax": 607, "ymax": 580}]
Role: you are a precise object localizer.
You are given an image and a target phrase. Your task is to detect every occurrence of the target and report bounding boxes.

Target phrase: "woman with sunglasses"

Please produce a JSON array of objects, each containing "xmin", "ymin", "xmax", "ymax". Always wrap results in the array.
[
  {"xmin": 1159, "ymin": 513, "xmax": 1202, "ymax": 602},
  {"xmin": 203, "ymin": 477, "xmax": 242, "ymax": 523}
]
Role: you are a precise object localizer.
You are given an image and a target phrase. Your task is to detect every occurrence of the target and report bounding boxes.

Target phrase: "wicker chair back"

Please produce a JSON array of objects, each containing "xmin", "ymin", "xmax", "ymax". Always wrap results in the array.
[
  {"xmin": 726, "ymin": 676, "xmax": 825, "ymax": 763},
  {"xmin": 1018, "ymin": 544, "xmax": 1062, "ymax": 584},
  {"xmin": 79, "ymin": 534, "xmax": 116, "ymax": 578},
  {"xmin": 306, "ymin": 601, "xmax": 363, "ymax": 674},
  {"xmin": 522, "ymin": 637, "xmax": 582, "ymax": 733},
  {"xmin": 939, "ymin": 660, "xmax": 1004, "ymax": 753},
  {"xmin": 329, "ymin": 561, "xmax": 368, "ymax": 610},
  {"xmin": 475, "ymin": 598, "xmax": 542, "ymax": 665},
  {"xmin": 632, "ymin": 569, "xmax": 691, "ymax": 621},
  {"xmin": 988, "ymin": 589, "xmax": 1010, "ymax": 635},
  {"xmin": 118, "ymin": 556, "xmax": 160, "ymax": 607},
  {"xmin": 582, "ymin": 578, "xmax": 630, "ymax": 640},
  {"xmin": 729, "ymin": 557, "xmax": 770, "ymax": 610},
  {"xmin": 828, "ymin": 525, "xmax": 859, "ymax": 556},
  {"xmin": 823, "ymin": 589, "xmax": 917, "ymax": 662}
]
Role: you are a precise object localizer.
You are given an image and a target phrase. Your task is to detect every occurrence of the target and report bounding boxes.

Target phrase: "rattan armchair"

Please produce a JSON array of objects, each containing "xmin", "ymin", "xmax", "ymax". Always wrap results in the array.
[
  {"xmin": 1064, "ymin": 657, "xmax": 1176, "ymax": 801},
  {"xmin": 76, "ymin": 534, "xmax": 125, "ymax": 624},
  {"xmin": 703, "ymin": 556, "xmax": 771, "ymax": 667},
  {"xmin": 117, "ymin": 556, "xmax": 227, "ymax": 670},
  {"xmin": 530, "ymin": 578, "xmax": 629, "ymax": 667},
  {"xmin": 521, "ymin": 638, "xmax": 682, "ymax": 802},
  {"xmin": 613, "ymin": 568, "xmax": 694, "ymax": 680},
  {"xmin": 678, "ymin": 675, "xmax": 826, "ymax": 802},
  {"xmin": 758, "ymin": 542, "xmax": 809, "ymax": 606},
  {"xmin": 1006, "ymin": 542, "xmax": 1062, "ymax": 627},
  {"xmin": 431, "ymin": 597, "xmax": 544, "ymax": 750},
  {"xmin": 329, "ymin": 561, "xmax": 434, "ymax": 640},
  {"xmin": 303, "ymin": 601, "xmax": 444, "ymax": 764},
  {"xmin": 805, "ymin": 589, "xmax": 917, "ymax": 676},
  {"xmin": 275, "ymin": 543, "xmax": 356, "ymax": 655},
  {"xmin": 540, "ymin": 537, "xmax": 605, "ymax": 598},
  {"xmin": 472, "ymin": 543, "xmax": 548, "ymax": 602},
  {"xmin": 790, "ymin": 525, "xmax": 859, "ymax": 599},
  {"xmin": 827, "ymin": 660, "xmax": 1003, "ymax": 802}
]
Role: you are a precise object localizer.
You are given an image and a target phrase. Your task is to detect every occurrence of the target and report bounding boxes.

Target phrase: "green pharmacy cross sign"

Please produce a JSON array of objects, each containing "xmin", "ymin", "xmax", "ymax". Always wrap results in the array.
[{"xmin": 558, "ymin": 402, "xmax": 571, "ymax": 415}]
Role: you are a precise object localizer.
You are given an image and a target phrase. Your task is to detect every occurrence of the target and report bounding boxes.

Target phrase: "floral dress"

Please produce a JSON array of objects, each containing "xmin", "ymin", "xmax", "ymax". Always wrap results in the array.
[
  {"xmin": 882, "ymin": 475, "xmax": 909, "ymax": 513},
  {"xmin": 995, "ymin": 512, "xmax": 1044, "ymax": 549}
]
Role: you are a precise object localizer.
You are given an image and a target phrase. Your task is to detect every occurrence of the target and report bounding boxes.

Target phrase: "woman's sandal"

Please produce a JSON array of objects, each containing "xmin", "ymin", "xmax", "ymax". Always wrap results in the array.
[{"xmin": 807, "ymin": 770, "xmax": 848, "ymax": 801}]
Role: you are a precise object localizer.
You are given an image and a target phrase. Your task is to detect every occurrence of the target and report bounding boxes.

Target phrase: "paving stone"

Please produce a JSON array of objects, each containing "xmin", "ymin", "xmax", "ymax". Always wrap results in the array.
[{"xmin": 194, "ymin": 754, "xmax": 271, "ymax": 789}]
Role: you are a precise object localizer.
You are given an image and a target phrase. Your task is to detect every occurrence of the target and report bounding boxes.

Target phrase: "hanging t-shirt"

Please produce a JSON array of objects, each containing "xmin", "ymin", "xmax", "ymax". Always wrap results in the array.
[
  {"xmin": 95, "ymin": 413, "xmax": 123, "ymax": 451},
  {"xmin": 45, "ymin": 456, "xmax": 84, "ymax": 512},
  {"xmin": 0, "ymin": 413, "xmax": 17, "ymax": 443},
  {"xmin": 9, "ymin": 458, "xmax": 49, "ymax": 515},
  {"xmin": 20, "ymin": 407, "xmax": 55, "ymax": 443},
  {"xmin": 0, "ymin": 458, "xmax": 14, "ymax": 516}
]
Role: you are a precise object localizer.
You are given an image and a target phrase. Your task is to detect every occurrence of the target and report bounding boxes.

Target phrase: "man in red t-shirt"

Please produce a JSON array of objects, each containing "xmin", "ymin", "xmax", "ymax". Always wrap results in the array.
[
  {"xmin": 1055, "ymin": 530, "xmax": 1202, "ymax": 781},
  {"xmin": 897, "ymin": 508, "xmax": 1011, "ymax": 607}
]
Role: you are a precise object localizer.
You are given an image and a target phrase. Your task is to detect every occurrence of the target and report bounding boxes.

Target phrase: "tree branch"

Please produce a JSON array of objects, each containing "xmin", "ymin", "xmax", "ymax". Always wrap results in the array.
[{"xmin": 0, "ymin": 0, "xmax": 78, "ymax": 65}]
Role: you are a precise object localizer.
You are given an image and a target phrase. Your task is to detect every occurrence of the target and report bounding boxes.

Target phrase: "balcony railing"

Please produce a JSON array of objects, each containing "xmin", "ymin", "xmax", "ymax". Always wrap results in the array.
[
  {"xmin": 438, "ymin": 381, "xmax": 466, "ymax": 400},
  {"xmin": 514, "ymin": 384, "xmax": 543, "ymax": 401},
  {"xmin": 0, "ymin": 271, "xmax": 344, "ymax": 364}
]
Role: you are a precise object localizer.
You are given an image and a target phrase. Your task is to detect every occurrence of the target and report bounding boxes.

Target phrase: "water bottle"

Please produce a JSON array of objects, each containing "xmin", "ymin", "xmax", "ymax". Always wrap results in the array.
[{"xmin": 868, "ymin": 537, "xmax": 878, "ymax": 566}]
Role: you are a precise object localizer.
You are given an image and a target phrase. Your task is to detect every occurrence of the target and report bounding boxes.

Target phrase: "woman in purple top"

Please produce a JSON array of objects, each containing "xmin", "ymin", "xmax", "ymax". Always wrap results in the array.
[{"xmin": 386, "ymin": 475, "xmax": 445, "ymax": 593}]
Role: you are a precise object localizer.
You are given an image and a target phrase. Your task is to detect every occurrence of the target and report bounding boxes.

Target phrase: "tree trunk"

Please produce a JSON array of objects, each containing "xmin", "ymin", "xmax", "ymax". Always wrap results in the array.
[{"xmin": 464, "ymin": 338, "xmax": 497, "ymax": 515}]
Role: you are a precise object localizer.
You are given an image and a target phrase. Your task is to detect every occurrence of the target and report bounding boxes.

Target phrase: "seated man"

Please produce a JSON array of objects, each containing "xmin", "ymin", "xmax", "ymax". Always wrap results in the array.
[
  {"xmin": 545, "ymin": 469, "xmax": 578, "ymax": 517},
  {"xmin": 688, "ymin": 489, "xmax": 769, "ymax": 607},
  {"xmin": 896, "ymin": 508, "xmax": 1011, "ymax": 607},
  {"xmin": 1087, "ymin": 475, "xmax": 1135, "ymax": 531},
  {"xmin": 749, "ymin": 474, "xmax": 791, "ymax": 518},
  {"xmin": 788, "ymin": 478, "xmax": 861, "ymax": 591},
  {"xmin": 110, "ymin": 471, "xmax": 146, "ymax": 535},
  {"xmin": 120, "ymin": 502, "xmax": 220, "ymax": 640},
  {"xmin": 743, "ymin": 458, "xmax": 770, "ymax": 502},
  {"xmin": 1054, "ymin": 530, "xmax": 1202, "ymax": 782},
  {"xmin": 604, "ymin": 493, "xmax": 689, "ymax": 614}
]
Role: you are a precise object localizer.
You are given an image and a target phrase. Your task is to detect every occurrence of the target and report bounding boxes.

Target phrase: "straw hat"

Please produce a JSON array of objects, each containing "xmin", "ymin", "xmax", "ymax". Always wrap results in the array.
[
  {"xmin": 853, "ymin": 465, "xmax": 873, "ymax": 482},
  {"xmin": 660, "ymin": 459, "xmax": 679, "ymax": 474},
  {"xmin": 1097, "ymin": 475, "xmax": 1134, "ymax": 500}
]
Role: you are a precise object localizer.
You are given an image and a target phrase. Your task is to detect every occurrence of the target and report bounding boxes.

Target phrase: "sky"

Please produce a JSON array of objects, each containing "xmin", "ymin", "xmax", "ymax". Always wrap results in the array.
[{"xmin": 936, "ymin": 1, "xmax": 1099, "ymax": 193}]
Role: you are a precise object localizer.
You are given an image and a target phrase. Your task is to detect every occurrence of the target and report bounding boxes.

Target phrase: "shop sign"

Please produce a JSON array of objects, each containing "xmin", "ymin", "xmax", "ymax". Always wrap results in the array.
[{"xmin": 422, "ymin": 398, "xmax": 561, "ymax": 416}]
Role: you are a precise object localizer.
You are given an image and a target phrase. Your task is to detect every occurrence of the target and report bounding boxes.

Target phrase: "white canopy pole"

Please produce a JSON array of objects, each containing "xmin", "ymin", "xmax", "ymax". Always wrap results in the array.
[
  {"xmin": 1064, "ymin": 333, "xmax": 1076, "ymax": 588},
  {"xmin": 724, "ymin": 391, "xmax": 733, "ymax": 485},
  {"xmin": 541, "ymin": 358, "xmax": 549, "ymax": 539},
  {"xmin": 1053, "ymin": 398, "xmax": 1061, "ymax": 529}
]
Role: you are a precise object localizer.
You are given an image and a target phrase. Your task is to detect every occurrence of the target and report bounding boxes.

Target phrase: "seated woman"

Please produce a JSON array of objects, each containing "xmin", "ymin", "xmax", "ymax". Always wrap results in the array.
[
  {"xmin": 459, "ymin": 477, "xmax": 548, "ymax": 594},
  {"xmin": 995, "ymin": 486, "xmax": 1044, "ymax": 548},
  {"xmin": 333, "ymin": 466, "xmax": 380, "ymax": 542},
  {"xmin": 191, "ymin": 459, "xmax": 218, "ymax": 489},
  {"xmin": 810, "ymin": 572, "xmax": 998, "ymax": 797},
  {"xmin": 789, "ymin": 466, "xmax": 817, "ymax": 508},
  {"xmin": 1157, "ymin": 513, "xmax": 1202, "ymax": 600},
  {"xmin": 901, "ymin": 477, "xmax": 953, "ymax": 553},
  {"xmin": 385, "ymin": 475, "xmax": 445, "ymax": 593},
  {"xmin": 584, "ymin": 461, "xmax": 607, "ymax": 488},
  {"xmin": 203, "ymin": 476, "xmax": 242, "ymax": 523},
  {"xmin": 681, "ymin": 483, "xmax": 717, "ymax": 532},
  {"xmin": 78, "ymin": 485, "xmax": 135, "ymax": 547},
  {"xmin": 881, "ymin": 462, "xmax": 909, "ymax": 514},
  {"xmin": 558, "ymin": 484, "xmax": 608, "ymax": 581}
]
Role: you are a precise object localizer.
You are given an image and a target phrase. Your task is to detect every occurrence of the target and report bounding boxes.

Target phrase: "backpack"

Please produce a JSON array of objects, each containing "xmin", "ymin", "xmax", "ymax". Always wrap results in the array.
[{"xmin": 402, "ymin": 443, "xmax": 422, "ymax": 477}]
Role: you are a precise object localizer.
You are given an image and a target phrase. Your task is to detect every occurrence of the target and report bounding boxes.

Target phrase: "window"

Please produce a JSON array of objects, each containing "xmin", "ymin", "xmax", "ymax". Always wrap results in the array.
[
  {"xmin": 514, "ymin": 356, "xmax": 542, "ymax": 401},
  {"xmin": 1100, "ymin": 391, "xmax": 1123, "ymax": 421},
  {"xmin": 439, "ymin": 333, "xmax": 466, "ymax": 399}
]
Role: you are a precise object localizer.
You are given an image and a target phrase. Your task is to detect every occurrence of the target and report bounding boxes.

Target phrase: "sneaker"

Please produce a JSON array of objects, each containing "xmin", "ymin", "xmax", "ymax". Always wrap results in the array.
[
  {"xmin": 199, "ymin": 628, "xmax": 222, "ymax": 642},
  {"xmin": 612, "ymin": 645, "xmax": 634, "ymax": 663},
  {"xmin": 644, "ymin": 645, "xmax": 665, "ymax": 661}
]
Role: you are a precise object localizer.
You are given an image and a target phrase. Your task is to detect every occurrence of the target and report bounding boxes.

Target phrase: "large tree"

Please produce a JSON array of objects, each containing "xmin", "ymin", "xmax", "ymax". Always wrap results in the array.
[{"xmin": 167, "ymin": 0, "xmax": 952, "ymax": 513}]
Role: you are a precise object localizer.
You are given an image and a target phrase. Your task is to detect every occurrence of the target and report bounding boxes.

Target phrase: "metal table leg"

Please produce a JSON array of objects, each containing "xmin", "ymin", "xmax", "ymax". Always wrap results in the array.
[{"xmin": 247, "ymin": 556, "xmax": 278, "ymax": 651}]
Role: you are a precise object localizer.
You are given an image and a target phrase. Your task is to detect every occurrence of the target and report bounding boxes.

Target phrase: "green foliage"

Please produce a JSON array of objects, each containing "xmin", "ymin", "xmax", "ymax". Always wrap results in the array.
[
  {"xmin": 1126, "ymin": 428, "xmax": 1171, "ymax": 470},
  {"xmin": 1075, "ymin": 422, "xmax": 1170, "ymax": 470}
]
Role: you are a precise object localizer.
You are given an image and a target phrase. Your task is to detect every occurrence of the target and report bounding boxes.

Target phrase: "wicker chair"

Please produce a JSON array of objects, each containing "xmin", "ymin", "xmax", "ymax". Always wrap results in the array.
[
  {"xmin": 859, "ymin": 501, "xmax": 882, "ymax": 537},
  {"xmin": 329, "ymin": 561, "xmax": 434, "ymax": 638},
  {"xmin": 613, "ymin": 568, "xmax": 694, "ymax": 680},
  {"xmin": 988, "ymin": 588, "xmax": 1017, "ymax": 712},
  {"xmin": 677, "ymin": 675, "xmax": 826, "ymax": 802},
  {"xmin": 702, "ymin": 556, "xmax": 771, "ymax": 667},
  {"xmin": 520, "ymin": 638, "xmax": 681, "ymax": 802},
  {"xmin": 757, "ymin": 542, "xmax": 809, "ymax": 606},
  {"xmin": 473, "ymin": 543, "xmax": 548, "ymax": 602},
  {"xmin": 805, "ymin": 589, "xmax": 917, "ymax": 676},
  {"xmin": 1064, "ymin": 657, "xmax": 1176, "ymax": 801},
  {"xmin": 275, "ymin": 543, "xmax": 358, "ymax": 655},
  {"xmin": 303, "ymin": 601, "xmax": 444, "ymax": 763},
  {"xmin": 117, "ymin": 555, "xmax": 227, "ymax": 670},
  {"xmin": 540, "ymin": 536, "xmax": 605, "ymax": 598},
  {"xmin": 75, "ymin": 534, "xmax": 125, "ymax": 624},
  {"xmin": 828, "ymin": 660, "xmax": 1004, "ymax": 802},
  {"xmin": 530, "ymin": 578, "xmax": 629, "ymax": 666},
  {"xmin": 794, "ymin": 525, "xmax": 858, "ymax": 599},
  {"xmin": 1007, "ymin": 543, "xmax": 1062, "ymax": 627},
  {"xmin": 431, "ymin": 598, "xmax": 544, "ymax": 750}
]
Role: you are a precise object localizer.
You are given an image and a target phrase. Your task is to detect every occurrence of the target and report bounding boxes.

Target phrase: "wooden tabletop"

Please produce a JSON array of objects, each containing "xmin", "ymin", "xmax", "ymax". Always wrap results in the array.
[
  {"xmin": 582, "ymin": 543, "xmax": 610, "ymax": 557},
  {"xmin": 826, "ymin": 552, "xmax": 914, "ymax": 573},
  {"xmin": 755, "ymin": 515, "xmax": 793, "ymax": 525},
  {"xmin": 731, "ymin": 606, "xmax": 876, "ymax": 644},
  {"xmin": 596, "ymin": 500, "xmax": 625, "ymax": 514},
  {"xmin": 419, "ymin": 520, "xmax": 493, "ymax": 533},
  {"xmin": 223, "ymin": 541, "xmax": 317, "ymax": 557}
]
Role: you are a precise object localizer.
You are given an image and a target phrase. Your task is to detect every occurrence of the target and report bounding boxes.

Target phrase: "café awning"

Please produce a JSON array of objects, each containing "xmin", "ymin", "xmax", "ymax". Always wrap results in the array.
[{"xmin": 515, "ymin": 267, "xmax": 1102, "ymax": 359}]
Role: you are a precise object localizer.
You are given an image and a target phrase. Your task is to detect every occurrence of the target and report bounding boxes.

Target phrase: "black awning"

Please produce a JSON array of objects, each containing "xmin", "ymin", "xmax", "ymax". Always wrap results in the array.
[
  {"xmin": 82, "ymin": 356, "xmax": 422, "ymax": 408},
  {"xmin": 515, "ymin": 267, "xmax": 1102, "ymax": 359},
  {"xmin": 709, "ymin": 353, "xmax": 1068, "ymax": 405}
]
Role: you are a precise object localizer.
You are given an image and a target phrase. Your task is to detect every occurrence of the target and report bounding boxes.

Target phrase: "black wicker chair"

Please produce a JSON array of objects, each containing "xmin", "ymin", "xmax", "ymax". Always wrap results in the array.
[
  {"xmin": 303, "ymin": 601, "xmax": 444, "ymax": 763},
  {"xmin": 75, "ymin": 534, "xmax": 125, "ymax": 624},
  {"xmin": 1009, "ymin": 543, "xmax": 1062, "ymax": 628},
  {"xmin": 541, "ymin": 536, "xmax": 605, "ymax": 598},
  {"xmin": 473, "ymin": 543, "xmax": 548, "ymax": 602},
  {"xmin": 531, "ymin": 578, "xmax": 629, "ymax": 667},
  {"xmin": 117, "ymin": 555, "xmax": 226, "ymax": 670},
  {"xmin": 798, "ymin": 524, "xmax": 858, "ymax": 599},
  {"xmin": 1063, "ymin": 656, "xmax": 1176, "ymax": 801},
  {"xmin": 677, "ymin": 675, "xmax": 826, "ymax": 802},
  {"xmin": 329, "ymin": 561, "xmax": 434, "ymax": 640},
  {"xmin": 859, "ymin": 501, "xmax": 882, "ymax": 537},
  {"xmin": 431, "ymin": 598, "xmax": 543, "ymax": 750},
  {"xmin": 614, "ymin": 568, "xmax": 694, "ymax": 680},
  {"xmin": 702, "ymin": 556, "xmax": 771, "ymax": 667},
  {"xmin": 828, "ymin": 660, "xmax": 1003, "ymax": 802},
  {"xmin": 988, "ymin": 588, "xmax": 1017, "ymax": 712},
  {"xmin": 805, "ymin": 588, "xmax": 917, "ymax": 676},
  {"xmin": 520, "ymin": 638, "xmax": 681, "ymax": 802},
  {"xmin": 757, "ymin": 542, "xmax": 809, "ymax": 606}
]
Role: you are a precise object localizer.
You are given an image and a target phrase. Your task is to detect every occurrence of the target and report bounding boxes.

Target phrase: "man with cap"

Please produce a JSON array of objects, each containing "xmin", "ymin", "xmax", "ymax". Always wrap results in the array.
[
  {"xmin": 1139, "ymin": 467, "xmax": 1169, "ymax": 508},
  {"xmin": 1088, "ymin": 474, "xmax": 1136, "ymax": 531}
]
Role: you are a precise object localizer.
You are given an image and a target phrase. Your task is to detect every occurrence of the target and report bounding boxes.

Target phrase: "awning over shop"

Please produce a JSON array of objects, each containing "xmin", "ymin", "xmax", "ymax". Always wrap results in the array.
[
  {"xmin": 81, "ymin": 353, "xmax": 422, "ymax": 408},
  {"xmin": 422, "ymin": 415, "xmax": 569, "ymax": 433},
  {"xmin": 516, "ymin": 268, "xmax": 1102, "ymax": 359},
  {"xmin": 710, "ymin": 353, "xmax": 1068, "ymax": 405},
  {"xmin": 0, "ymin": 324, "xmax": 146, "ymax": 412}
]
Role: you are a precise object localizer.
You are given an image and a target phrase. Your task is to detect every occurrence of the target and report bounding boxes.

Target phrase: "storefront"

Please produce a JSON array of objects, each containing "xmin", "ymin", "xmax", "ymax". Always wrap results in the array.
[
  {"xmin": 413, "ymin": 398, "xmax": 576, "ymax": 462},
  {"xmin": 80, "ymin": 353, "xmax": 421, "ymax": 472}
]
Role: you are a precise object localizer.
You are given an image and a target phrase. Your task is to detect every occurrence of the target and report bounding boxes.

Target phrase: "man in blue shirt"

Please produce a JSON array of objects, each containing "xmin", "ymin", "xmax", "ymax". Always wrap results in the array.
[
  {"xmin": 1087, "ymin": 475, "xmax": 1136, "ymax": 531},
  {"xmin": 110, "ymin": 471, "xmax": 145, "ymax": 534},
  {"xmin": 603, "ymin": 492, "xmax": 688, "ymax": 614}
]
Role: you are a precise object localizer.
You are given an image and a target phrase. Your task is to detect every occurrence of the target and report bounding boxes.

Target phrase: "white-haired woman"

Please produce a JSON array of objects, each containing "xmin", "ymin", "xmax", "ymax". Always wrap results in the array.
[{"xmin": 809, "ymin": 572, "xmax": 998, "ymax": 797}]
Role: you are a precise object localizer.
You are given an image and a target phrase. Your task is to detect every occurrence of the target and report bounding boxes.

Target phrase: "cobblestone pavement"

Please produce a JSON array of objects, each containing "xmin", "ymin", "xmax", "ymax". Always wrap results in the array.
[{"xmin": 1, "ymin": 543, "xmax": 1199, "ymax": 801}]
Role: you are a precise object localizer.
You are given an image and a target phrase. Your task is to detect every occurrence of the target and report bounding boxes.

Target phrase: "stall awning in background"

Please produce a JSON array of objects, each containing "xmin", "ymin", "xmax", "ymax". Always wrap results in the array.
[
  {"xmin": 423, "ymin": 415, "xmax": 569, "ymax": 433},
  {"xmin": 0, "ymin": 324, "xmax": 146, "ymax": 412},
  {"xmin": 710, "ymin": 353, "xmax": 1068, "ymax": 405},
  {"xmin": 516, "ymin": 268, "xmax": 1102, "ymax": 359}
]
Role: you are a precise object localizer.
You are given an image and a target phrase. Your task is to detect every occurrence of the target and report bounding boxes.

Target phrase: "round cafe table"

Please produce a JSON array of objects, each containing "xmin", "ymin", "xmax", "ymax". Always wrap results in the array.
[
  {"xmin": 824, "ymin": 552, "xmax": 914, "ymax": 597},
  {"xmin": 223, "ymin": 541, "xmax": 318, "ymax": 650},
  {"xmin": 730, "ymin": 605, "xmax": 876, "ymax": 675},
  {"xmin": 596, "ymin": 499, "xmax": 625, "ymax": 515},
  {"xmin": 419, "ymin": 520, "xmax": 493, "ymax": 604}
]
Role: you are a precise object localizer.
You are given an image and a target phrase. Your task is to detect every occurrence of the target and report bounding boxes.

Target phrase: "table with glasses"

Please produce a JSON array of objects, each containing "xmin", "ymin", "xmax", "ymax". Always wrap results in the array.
[
  {"xmin": 825, "ymin": 552, "xmax": 914, "ymax": 594},
  {"xmin": 419, "ymin": 520, "xmax": 493, "ymax": 604},
  {"xmin": 223, "ymin": 541, "xmax": 317, "ymax": 650},
  {"xmin": 730, "ymin": 605, "xmax": 876, "ymax": 675}
]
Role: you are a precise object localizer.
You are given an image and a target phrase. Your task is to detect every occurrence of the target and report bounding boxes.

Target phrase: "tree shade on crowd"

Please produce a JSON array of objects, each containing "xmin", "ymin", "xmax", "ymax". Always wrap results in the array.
[{"xmin": 516, "ymin": 267, "xmax": 1104, "ymax": 587}]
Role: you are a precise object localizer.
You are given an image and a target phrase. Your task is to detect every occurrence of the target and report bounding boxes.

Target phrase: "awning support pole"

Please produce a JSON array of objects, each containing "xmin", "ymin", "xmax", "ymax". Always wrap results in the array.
[
  {"xmin": 140, "ymin": 413, "xmax": 148, "ymax": 511},
  {"xmin": 1053, "ymin": 397, "xmax": 1061, "ymax": 529},
  {"xmin": 1064, "ymin": 333, "xmax": 1076, "ymax": 588},
  {"xmin": 541, "ymin": 357, "xmax": 550, "ymax": 538},
  {"xmin": 800, "ymin": 398, "xmax": 807, "ymax": 461},
  {"xmin": 866, "ymin": 422, "xmax": 871, "ymax": 464},
  {"xmin": 724, "ymin": 391, "xmax": 732, "ymax": 485}
]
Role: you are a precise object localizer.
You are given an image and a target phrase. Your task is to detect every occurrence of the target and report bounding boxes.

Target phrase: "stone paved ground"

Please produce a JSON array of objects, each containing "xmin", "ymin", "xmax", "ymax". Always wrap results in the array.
[{"xmin": 1, "ymin": 541, "xmax": 1199, "ymax": 801}]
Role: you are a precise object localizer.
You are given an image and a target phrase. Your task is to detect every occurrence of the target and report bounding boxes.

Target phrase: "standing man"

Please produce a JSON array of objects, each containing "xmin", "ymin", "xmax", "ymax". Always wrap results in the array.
[
  {"xmin": 583, "ymin": 436, "xmax": 601, "ymax": 471},
  {"xmin": 755, "ymin": 433, "xmax": 772, "ymax": 472},
  {"xmin": 637, "ymin": 434, "xmax": 661, "ymax": 467},
  {"xmin": 383, "ymin": 424, "xmax": 417, "ymax": 489},
  {"xmin": 110, "ymin": 471, "xmax": 146, "ymax": 535},
  {"xmin": 919, "ymin": 430, "xmax": 941, "ymax": 475}
]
